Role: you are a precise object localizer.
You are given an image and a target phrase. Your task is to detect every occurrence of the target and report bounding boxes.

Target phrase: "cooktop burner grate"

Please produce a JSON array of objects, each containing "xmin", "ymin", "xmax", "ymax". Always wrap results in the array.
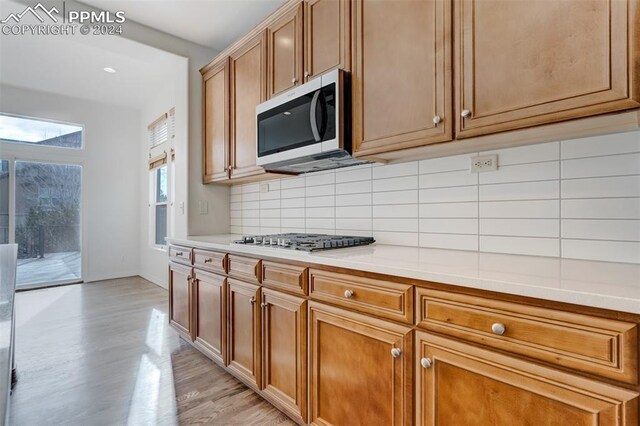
[{"xmin": 233, "ymin": 233, "xmax": 375, "ymax": 252}]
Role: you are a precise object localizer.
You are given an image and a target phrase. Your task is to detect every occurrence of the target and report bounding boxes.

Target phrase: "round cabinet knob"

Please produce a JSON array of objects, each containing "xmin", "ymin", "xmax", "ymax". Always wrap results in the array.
[
  {"xmin": 432, "ymin": 115, "xmax": 442, "ymax": 125},
  {"xmin": 292, "ymin": 77, "xmax": 298, "ymax": 84},
  {"xmin": 461, "ymin": 109, "xmax": 471, "ymax": 118},
  {"xmin": 344, "ymin": 290, "xmax": 354, "ymax": 298},
  {"xmin": 391, "ymin": 348, "xmax": 402, "ymax": 358},
  {"xmin": 420, "ymin": 357, "xmax": 432, "ymax": 369},
  {"xmin": 249, "ymin": 297, "xmax": 256, "ymax": 304},
  {"xmin": 491, "ymin": 322, "xmax": 506, "ymax": 336}
]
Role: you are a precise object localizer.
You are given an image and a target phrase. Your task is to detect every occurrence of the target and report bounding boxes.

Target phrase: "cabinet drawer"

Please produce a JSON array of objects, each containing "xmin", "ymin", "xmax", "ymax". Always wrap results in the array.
[
  {"xmin": 228, "ymin": 255, "xmax": 261, "ymax": 284},
  {"xmin": 261, "ymin": 261, "xmax": 307, "ymax": 296},
  {"xmin": 309, "ymin": 269, "xmax": 413, "ymax": 324},
  {"xmin": 169, "ymin": 245, "xmax": 192, "ymax": 265},
  {"xmin": 194, "ymin": 249, "xmax": 227, "ymax": 274},
  {"xmin": 416, "ymin": 288, "xmax": 638, "ymax": 384}
]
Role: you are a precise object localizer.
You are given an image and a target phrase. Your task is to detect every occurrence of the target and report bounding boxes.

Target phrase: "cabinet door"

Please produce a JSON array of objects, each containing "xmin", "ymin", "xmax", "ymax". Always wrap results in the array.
[
  {"xmin": 193, "ymin": 270, "xmax": 226, "ymax": 365},
  {"xmin": 309, "ymin": 302, "xmax": 412, "ymax": 426},
  {"xmin": 169, "ymin": 262, "xmax": 193, "ymax": 339},
  {"xmin": 352, "ymin": 0, "xmax": 452, "ymax": 157},
  {"xmin": 261, "ymin": 289, "xmax": 307, "ymax": 423},
  {"xmin": 416, "ymin": 332, "xmax": 639, "ymax": 426},
  {"xmin": 304, "ymin": 0, "xmax": 350, "ymax": 82},
  {"xmin": 227, "ymin": 278, "xmax": 261, "ymax": 388},
  {"xmin": 456, "ymin": 0, "xmax": 640, "ymax": 138},
  {"xmin": 230, "ymin": 32, "xmax": 267, "ymax": 179},
  {"xmin": 202, "ymin": 58, "xmax": 229, "ymax": 183},
  {"xmin": 267, "ymin": 2, "xmax": 304, "ymax": 97}
]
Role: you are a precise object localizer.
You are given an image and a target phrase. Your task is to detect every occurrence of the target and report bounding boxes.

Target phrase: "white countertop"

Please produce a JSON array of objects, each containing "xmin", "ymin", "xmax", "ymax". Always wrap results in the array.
[{"xmin": 169, "ymin": 235, "xmax": 640, "ymax": 315}]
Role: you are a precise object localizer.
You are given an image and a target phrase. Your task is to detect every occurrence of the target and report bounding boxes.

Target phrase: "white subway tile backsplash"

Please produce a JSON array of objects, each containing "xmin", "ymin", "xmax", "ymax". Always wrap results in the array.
[
  {"xmin": 373, "ymin": 162, "xmax": 418, "ymax": 179},
  {"xmin": 562, "ymin": 198, "xmax": 640, "ymax": 219},
  {"xmin": 419, "ymin": 186, "xmax": 477, "ymax": 203},
  {"xmin": 419, "ymin": 202, "xmax": 477, "ymax": 218},
  {"xmin": 419, "ymin": 154, "xmax": 470, "ymax": 174},
  {"xmin": 561, "ymin": 131, "xmax": 640, "ymax": 159},
  {"xmin": 373, "ymin": 218, "xmax": 419, "ymax": 232},
  {"xmin": 561, "ymin": 176, "xmax": 640, "ymax": 199},
  {"xmin": 373, "ymin": 175, "xmax": 418, "ymax": 192},
  {"xmin": 479, "ymin": 161, "xmax": 559, "ymax": 185},
  {"xmin": 373, "ymin": 204, "xmax": 418, "ymax": 218},
  {"xmin": 420, "ymin": 233, "xmax": 478, "ymax": 251},
  {"xmin": 419, "ymin": 170, "xmax": 477, "ymax": 188},
  {"xmin": 480, "ymin": 200, "xmax": 559, "ymax": 219},
  {"xmin": 479, "ymin": 180, "xmax": 559, "ymax": 201},
  {"xmin": 480, "ymin": 218, "xmax": 559, "ymax": 238},
  {"xmin": 230, "ymin": 130, "xmax": 640, "ymax": 264},
  {"xmin": 562, "ymin": 153, "xmax": 640, "ymax": 179},
  {"xmin": 486, "ymin": 142, "xmax": 559, "ymax": 165},
  {"xmin": 480, "ymin": 236, "xmax": 560, "ymax": 257},
  {"xmin": 561, "ymin": 219, "xmax": 640, "ymax": 242},
  {"xmin": 562, "ymin": 240, "xmax": 640, "ymax": 264},
  {"xmin": 419, "ymin": 218, "xmax": 478, "ymax": 234}
]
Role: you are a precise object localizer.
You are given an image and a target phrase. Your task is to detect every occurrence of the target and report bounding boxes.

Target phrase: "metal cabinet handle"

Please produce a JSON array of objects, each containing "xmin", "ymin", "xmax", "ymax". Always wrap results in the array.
[
  {"xmin": 204, "ymin": 258, "xmax": 213, "ymax": 264},
  {"xmin": 461, "ymin": 109, "xmax": 471, "ymax": 118},
  {"xmin": 175, "ymin": 251, "xmax": 183, "ymax": 256},
  {"xmin": 261, "ymin": 303, "xmax": 268, "ymax": 308},
  {"xmin": 250, "ymin": 297, "xmax": 256, "ymax": 304},
  {"xmin": 344, "ymin": 290, "xmax": 354, "ymax": 298},
  {"xmin": 491, "ymin": 322, "xmax": 506, "ymax": 336},
  {"xmin": 292, "ymin": 77, "xmax": 298, "ymax": 84},
  {"xmin": 420, "ymin": 357, "xmax": 432, "ymax": 369},
  {"xmin": 433, "ymin": 115, "xmax": 442, "ymax": 125},
  {"xmin": 391, "ymin": 348, "xmax": 402, "ymax": 358},
  {"xmin": 304, "ymin": 71, "xmax": 310, "ymax": 79}
]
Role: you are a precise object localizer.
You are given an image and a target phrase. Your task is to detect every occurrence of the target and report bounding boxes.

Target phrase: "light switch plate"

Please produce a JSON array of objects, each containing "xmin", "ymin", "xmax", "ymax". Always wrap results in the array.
[
  {"xmin": 470, "ymin": 154, "xmax": 498, "ymax": 173},
  {"xmin": 199, "ymin": 200, "xmax": 208, "ymax": 215}
]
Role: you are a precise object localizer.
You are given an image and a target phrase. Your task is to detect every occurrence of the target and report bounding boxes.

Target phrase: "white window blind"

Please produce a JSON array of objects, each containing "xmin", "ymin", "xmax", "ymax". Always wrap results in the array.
[{"xmin": 148, "ymin": 113, "xmax": 168, "ymax": 148}]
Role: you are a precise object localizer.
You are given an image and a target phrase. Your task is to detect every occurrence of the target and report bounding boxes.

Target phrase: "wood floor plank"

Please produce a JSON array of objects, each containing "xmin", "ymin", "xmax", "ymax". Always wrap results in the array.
[{"xmin": 9, "ymin": 277, "xmax": 295, "ymax": 426}]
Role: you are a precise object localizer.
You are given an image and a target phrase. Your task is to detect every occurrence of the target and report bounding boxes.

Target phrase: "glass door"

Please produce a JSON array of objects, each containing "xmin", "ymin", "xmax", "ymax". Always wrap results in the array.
[{"xmin": 14, "ymin": 161, "xmax": 82, "ymax": 288}]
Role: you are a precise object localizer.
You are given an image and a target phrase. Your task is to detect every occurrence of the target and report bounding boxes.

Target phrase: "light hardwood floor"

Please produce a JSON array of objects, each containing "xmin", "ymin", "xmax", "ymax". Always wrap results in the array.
[{"xmin": 10, "ymin": 276, "xmax": 295, "ymax": 426}]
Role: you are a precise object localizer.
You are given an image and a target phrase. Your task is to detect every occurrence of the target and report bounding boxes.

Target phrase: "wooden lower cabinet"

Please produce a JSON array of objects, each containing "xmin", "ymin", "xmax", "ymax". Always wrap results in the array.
[
  {"xmin": 193, "ymin": 270, "xmax": 226, "ymax": 365},
  {"xmin": 309, "ymin": 302, "xmax": 413, "ymax": 426},
  {"xmin": 169, "ymin": 262, "xmax": 193, "ymax": 340},
  {"xmin": 261, "ymin": 289, "xmax": 307, "ymax": 423},
  {"xmin": 227, "ymin": 278, "xmax": 261, "ymax": 388},
  {"xmin": 415, "ymin": 331, "xmax": 639, "ymax": 426}
]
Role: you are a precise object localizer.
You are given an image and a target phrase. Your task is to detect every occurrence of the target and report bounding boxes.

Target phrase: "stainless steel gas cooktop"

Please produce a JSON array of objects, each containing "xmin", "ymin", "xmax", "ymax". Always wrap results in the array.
[{"xmin": 234, "ymin": 233, "xmax": 375, "ymax": 252}]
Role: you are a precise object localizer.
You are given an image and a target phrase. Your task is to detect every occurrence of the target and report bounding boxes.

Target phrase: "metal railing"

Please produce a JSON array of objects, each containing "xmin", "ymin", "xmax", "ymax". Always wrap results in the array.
[{"xmin": 15, "ymin": 225, "xmax": 80, "ymax": 259}]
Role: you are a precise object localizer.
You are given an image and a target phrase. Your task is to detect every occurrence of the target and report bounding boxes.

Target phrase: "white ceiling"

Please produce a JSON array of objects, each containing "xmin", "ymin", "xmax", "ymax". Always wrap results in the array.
[
  {"xmin": 0, "ymin": 1, "xmax": 185, "ymax": 109},
  {"xmin": 78, "ymin": 0, "xmax": 286, "ymax": 50}
]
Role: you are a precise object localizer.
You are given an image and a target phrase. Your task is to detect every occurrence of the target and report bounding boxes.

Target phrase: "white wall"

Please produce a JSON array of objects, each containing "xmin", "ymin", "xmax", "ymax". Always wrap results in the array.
[
  {"xmin": 231, "ymin": 130, "xmax": 640, "ymax": 264},
  {"xmin": 0, "ymin": 84, "xmax": 141, "ymax": 281}
]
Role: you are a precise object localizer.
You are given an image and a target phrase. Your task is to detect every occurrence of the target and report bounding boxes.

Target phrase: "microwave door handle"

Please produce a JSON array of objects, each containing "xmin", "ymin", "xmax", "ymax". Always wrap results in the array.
[{"xmin": 309, "ymin": 90, "xmax": 322, "ymax": 142}]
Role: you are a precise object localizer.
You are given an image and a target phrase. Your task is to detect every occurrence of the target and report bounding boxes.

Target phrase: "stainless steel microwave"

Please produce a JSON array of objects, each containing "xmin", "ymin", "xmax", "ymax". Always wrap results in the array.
[{"xmin": 255, "ymin": 69, "xmax": 369, "ymax": 174}]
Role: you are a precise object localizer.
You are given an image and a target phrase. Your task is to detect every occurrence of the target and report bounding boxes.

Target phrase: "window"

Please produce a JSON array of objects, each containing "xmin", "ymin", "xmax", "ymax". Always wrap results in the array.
[
  {"xmin": 148, "ymin": 114, "xmax": 168, "ymax": 149},
  {"xmin": 0, "ymin": 113, "xmax": 83, "ymax": 149},
  {"xmin": 151, "ymin": 166, "xmax": 168, "ymax": 247}
]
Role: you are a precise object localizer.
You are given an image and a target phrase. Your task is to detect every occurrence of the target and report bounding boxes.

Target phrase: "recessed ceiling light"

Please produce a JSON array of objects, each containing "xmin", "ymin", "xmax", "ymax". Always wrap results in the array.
[{"xmin": 103, "ymin": 67, "xmax": 116, "ymax": 73}]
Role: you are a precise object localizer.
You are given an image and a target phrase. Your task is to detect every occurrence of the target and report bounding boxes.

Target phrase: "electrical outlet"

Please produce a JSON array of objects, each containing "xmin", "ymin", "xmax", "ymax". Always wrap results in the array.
[
  {"xmin": 260, "ymin": 183, "xmax": 269, "ymax": 193},
  {"xmin": 470, "ymin": 154, "xmax": 498, "ymax": 173}
]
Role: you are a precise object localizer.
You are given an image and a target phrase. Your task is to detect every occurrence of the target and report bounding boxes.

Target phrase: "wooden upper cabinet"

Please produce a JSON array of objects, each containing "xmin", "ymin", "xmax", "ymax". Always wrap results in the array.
[
  {"xmin": 229, "ymin": 32, "xmax": 267, "ymax": 179},
  {"xmin": 202, "ymin": 58, "xmax": 229, "ymax": 183},
  {"xmin": 416, "ymin": 332, "xmax": 639, "ymax": 426},
  {"xmin": 169, "ymin": 262, "xmax": 193, "ymax": 340},
  {"xmin": 227, "ymin": 278, "xmax": 261, "ymax": 388},
  {"xmin": 352, "ymin": 0, "xmax": 452, "ymax": 157},
  {"xmin": 309, "ymin": 302, "xmax": 413, "ymax": 426},
  {"xmin": 304, "ymin": 0, "xmax": 350, "ymax": 82},
  {"xmin": 456, "ymin": 0, "xmax": 640, "ymax": 138},
  {"xmin": 267, "ymin": 2, "xmax": 304, "ymax": 98},
  {"xmin": 261, "ymin": 289, "xmax": 307, "ymax": 424},
  {"xmin": 193, "ymin": 270, "xmax": 226, "ymax": 366}
]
